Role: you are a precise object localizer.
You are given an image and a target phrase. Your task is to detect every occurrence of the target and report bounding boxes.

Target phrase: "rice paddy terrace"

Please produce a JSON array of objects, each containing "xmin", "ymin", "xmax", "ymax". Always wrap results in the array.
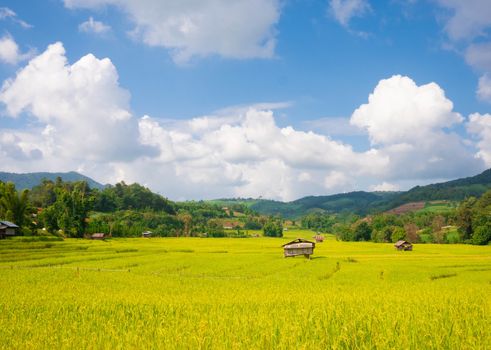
[{"xmin": 0, "ymin": 231, "xmax": 490, "ymax": 349}]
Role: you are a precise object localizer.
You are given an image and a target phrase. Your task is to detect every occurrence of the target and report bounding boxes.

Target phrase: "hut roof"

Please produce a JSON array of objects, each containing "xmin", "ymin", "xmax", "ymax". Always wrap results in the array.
[
  {"xmin": 0, "ymin": 220, "xmax": 19, "ymax": 228},
  {"xmin": 282, "ymin": 238, "xmax": 315, "ymax": 247},
  {"xmin": 91, "ymin": 233, "xmax": 105, "ymax": 238},
  {"xmin": 394, "ymin": 240, "xmax": 411, "ymax": 247}
]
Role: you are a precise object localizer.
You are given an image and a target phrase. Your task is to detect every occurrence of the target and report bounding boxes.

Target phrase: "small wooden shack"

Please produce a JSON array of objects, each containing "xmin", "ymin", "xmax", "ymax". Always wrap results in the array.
[
  {"xmin": 142, "ymin": 231, "xmax": 152, "ymax": 238},
  {"xmin": 282, "ymin": 238, "xmax": 315, "ymax": 258},
  {"xmin": 394, "ymin": 240, "xmax": 413, "ymax": 251},
  {"xmin": 0, "ymin": 221, "xmax": 19, "ymax": 239},
  {"xmin": 91, "ymin": 233, "xmax": 106, "ymax": 240},
  {"xmin": 313, "ymin": 234, "xmax": 324, "ymax": 243}
]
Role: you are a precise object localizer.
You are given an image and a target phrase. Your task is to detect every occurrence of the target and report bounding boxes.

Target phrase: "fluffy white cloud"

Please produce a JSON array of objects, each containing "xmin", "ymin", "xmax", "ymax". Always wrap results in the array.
[
  {"xmin": 0, "ymin": 7, "xmax": 32, "ymax": 29},
  {"xmin": 0, "ymin": 44, "xmax": 485, "ymax": 201},
  {"xmin": 0, "ymin": 35, "xmax": 32, "ymax": 65},
  {"xmin": 477, "ymin": 73, "xmax": 491, "ymax": 102},
  {"xmin": 0, "ymin": 42, "xmax": 154, "ymax": 163},
  {"xmin": 137, "ymin": 108, "xmax": 389, "ymax": 200},
  {"xmin": 351, "ymin": 75, "xmax": 462, "ymax": 145},
  {"xmin": 64, "ymin": 0, "xmax": 280, "ymax": 63},
  {"xmin": 435, "ymin": 0, "xmax": 491, "ymax": 41},
  {"xmin": 350, "ymin": 75, "xmax": 482, "ymax": 181},
  {"xmin": 329, "ymin": 0, "xmax": 370, "ymax": 27},
  {"xmin": 79, "ymin": 17, "xmax": 111, "ymax": 34},
  {"xmin": 467, "ymin": 113, "xmax": 491, "ymax": 166}
]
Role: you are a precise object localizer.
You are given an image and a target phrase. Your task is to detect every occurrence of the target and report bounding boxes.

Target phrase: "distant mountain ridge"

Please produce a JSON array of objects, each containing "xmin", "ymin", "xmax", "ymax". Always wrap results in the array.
[
  {"xmin": 3, "ymin": 168, "xmax": 491, "ymax": 218},
  {"xmin": 0, "ymin": 171, "xmax": 106, "ymax": 190},
  {"xmin": 212, "ymin": 191, "xmax": 400, "ymax": 218},
  {"xmin": 212, "ymin": 169, "xmax": 491, "ymax": 218}
]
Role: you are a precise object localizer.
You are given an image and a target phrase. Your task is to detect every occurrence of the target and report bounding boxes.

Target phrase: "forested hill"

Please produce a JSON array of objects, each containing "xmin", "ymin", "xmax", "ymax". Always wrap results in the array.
[
  {"xmin": 211, "ymin": 191, "xmax": 400, "ymax": 218},
  {"xmin": 0, "ymin": 171, "xmax": 106, "ymax": 190},
  {"xmin": 4, "ymin": 168, "xmax": 491, "ymax": 219},
  {"xmin": 383, "ymin": 168, "xmax": 491, "ymax": 208},
  {"xmin": 213, "ymin": 168, "xmax": 491, "ymax": 218}
]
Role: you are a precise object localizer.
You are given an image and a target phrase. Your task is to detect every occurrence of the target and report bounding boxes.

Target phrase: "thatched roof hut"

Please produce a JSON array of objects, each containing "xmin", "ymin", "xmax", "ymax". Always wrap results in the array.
[
  {"xmin": 282, "ymin": 238, "xmax": 315, "ymax": 258},
  {"xmin": 394, "ymin": 240, "xmax": 412, "ymax": 251},
  {"xmin": 0, "ymin": 221, "xmax": 19, "ymax": 239}
]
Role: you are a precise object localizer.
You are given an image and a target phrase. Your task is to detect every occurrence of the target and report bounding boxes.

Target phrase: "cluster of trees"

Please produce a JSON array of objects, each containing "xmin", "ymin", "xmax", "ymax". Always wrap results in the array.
[
  {"xmin": 263, "ymin": 220, "xmax": 283, "ymax": 237},
  {"xmin": 456, "ymin": 191, "xmax": 491, "ymax": 245},
  {"xmin": 0, "ymin": 178, "xmax": 278, "ymax": 238},
  {"xmin": 327, "ymin": 191, "xmax": 491, "ymax": 245},
  {"xmin": 0, "ymin": 182, "xmax": 32, "ymax": 233}
]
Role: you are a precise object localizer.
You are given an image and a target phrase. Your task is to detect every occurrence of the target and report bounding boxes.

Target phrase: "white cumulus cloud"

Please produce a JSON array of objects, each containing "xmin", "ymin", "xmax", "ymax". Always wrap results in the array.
[
  {"xmin": 64, "ymin": 0, "xmax": 281, "ymax": 63},
  {"xmin": 0, "ymin": 42, "xmax": 155, "ymax": 163},
  {"xmin": 0, "ymin": 44, "xmax": 486, "ymax": 201},
  {"xmin": 137, "ymin": 108, "xmax": 389, "ymax": 200},
  {"xmin": 351, "ymin": 75, "xmax": 462, "ymax": 145},
  {"xmin": 350, "ymin": 75, "xmax": 482, "ymax": 181}
]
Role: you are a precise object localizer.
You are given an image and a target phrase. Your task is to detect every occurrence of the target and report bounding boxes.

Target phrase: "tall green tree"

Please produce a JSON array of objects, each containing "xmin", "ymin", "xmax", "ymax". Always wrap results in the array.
[
  {"xmin": 0, "ymin": 182, "xmax": 32, "ymax": 232},
  {"xmin": 263, "ymin": 219, "xmax": 283, "ymax": 237}
]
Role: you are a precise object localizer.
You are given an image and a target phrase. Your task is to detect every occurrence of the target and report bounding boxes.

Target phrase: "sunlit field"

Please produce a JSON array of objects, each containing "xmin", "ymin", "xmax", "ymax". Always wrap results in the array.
[{"xmin": 0, "ymin": 230, "xmax": 490, "ymax": 349}]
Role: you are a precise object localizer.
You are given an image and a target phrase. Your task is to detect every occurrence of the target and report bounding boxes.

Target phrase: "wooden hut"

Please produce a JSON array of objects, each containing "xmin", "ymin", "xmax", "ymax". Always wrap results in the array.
[
  {"xmin": 313, "ymin": 234, "xmax": 324, "ymax": 243},
  {"xmin": 282, "ymin": 238, "xmax": 315, "ymax": 258},
  {"xmin": 142, "ymin": 231, "xmax": 152, "ymax": 238},
  {"xmin": 0, "ymin": 221, "xmax": 19, "ymax": 239},
  {"xmin": 394, "ymin": 240, "xmax": 413, "ymax": 251},
  {"xmin": 91, "ymin": 233, "xmax": 106, "ymax": 240}
]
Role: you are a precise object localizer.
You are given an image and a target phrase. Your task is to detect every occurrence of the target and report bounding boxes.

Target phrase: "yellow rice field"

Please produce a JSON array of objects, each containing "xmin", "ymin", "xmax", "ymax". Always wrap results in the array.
[{"xmin": 0, "ymin": 230, "xmax": 490, "ymax": 349}]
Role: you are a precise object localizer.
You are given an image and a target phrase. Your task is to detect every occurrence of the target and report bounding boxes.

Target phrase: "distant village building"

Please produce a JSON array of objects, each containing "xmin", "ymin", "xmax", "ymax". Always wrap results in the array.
[
  {"xmin": 0, "ymin": 221, "xmax": 19, "ymax": 239},
  {"xmin": 394, "ymin": 240, "xmax": 413, "ymax": 251},
  {"xmin": 282, "ymin": 238, "xmax": 315, "ymax": 258},
  {"xmin": 313, "ymin": 234, "xmax": 324, "ymax": 243},
  {"xmin": 222, "ymin": 221, "xmax": 241, "ymax": 229},
  {"xmin": 142, "ymin": 231, "xmax": 152, "ymax": 238},
  {"xmin": 91, "ymin": 233, "xmax": 106, "ymax": 240}
]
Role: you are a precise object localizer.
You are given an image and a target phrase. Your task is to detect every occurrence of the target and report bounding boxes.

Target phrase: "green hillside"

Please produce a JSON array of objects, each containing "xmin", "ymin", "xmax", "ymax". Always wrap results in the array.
[
  {"xmin": 390, "ymin": 169, "xmax": 491, "ymax": 204},
  {"xmin": 210, "ymin": 169, "xmax": 491, "ymax": 218},
  {"xmin": 211, "ymin": 191, "xmax": 400, "ymax": 219},
  {"xmin": 0, "ymin": 171, "xmax": 106, "ymax": 190}
]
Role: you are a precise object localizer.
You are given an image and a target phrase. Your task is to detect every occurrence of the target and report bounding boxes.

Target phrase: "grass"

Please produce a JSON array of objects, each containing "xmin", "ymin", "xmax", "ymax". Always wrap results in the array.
[{"xmin": 0, "ymin": 229, "xmax": 490, "ymax": 349}]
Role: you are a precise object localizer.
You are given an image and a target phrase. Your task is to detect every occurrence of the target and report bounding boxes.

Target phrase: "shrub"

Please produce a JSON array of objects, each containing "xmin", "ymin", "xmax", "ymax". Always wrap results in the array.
[{"xmin": 263, "ymin": 220, "xmax": 283, "ymax": 237}]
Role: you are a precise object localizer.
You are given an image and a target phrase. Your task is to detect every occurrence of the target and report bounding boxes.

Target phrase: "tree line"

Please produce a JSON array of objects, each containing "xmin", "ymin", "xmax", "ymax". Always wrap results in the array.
[
  {"xmin": 0, "ymin": 178, "xmax": 282, "ymax": 238},
  {"xmin": 300, "ymin": 191, "xmax": 491, "ymax": 245}
]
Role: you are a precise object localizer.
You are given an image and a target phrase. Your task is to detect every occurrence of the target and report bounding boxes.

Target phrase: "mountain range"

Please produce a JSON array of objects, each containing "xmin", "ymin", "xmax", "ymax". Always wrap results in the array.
[
  {"xmin": 0, "ymin": 171, "xmax": 106, "ymax": 190},
  {"xmin": 211, "ymin": 169, "xmax": 491, "ymax": 218},
  {"xmin": 2, "ymin": 169, "xmax": 491, "ymax": 218}
]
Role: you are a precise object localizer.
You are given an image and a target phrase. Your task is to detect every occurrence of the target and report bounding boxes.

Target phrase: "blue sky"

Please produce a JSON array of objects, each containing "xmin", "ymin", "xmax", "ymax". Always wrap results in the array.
[{"xmin": 0, "ymin": 0, "xmax": 491, "ymax": 201}]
